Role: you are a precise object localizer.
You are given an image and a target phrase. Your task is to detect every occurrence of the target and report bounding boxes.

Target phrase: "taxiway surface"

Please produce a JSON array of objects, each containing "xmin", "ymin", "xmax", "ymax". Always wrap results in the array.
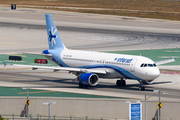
[
  {"xmin": 0, "ymin": 5, "xmax": 180, "ymax": 102},
  {"xmin": 1, "ymin": 5, "xmax": 180, "ymax": 53},
  {"xmin": 1, "ymin": 68, "xmax": 180, "ymax": 102}
]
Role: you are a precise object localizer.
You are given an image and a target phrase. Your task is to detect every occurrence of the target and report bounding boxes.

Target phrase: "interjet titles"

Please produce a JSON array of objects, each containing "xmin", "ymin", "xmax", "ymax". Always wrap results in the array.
[{"xmin": 114, "ymin": 57, "xmax": 133, "ymax": 63}]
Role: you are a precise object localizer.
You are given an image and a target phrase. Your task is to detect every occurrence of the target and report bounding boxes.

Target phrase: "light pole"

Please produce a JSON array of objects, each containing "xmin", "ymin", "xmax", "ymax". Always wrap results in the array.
[
  {"xmin": 43, "ymin": 102, "xmax": 56, "ymax": 120},
  {"xmin": 145, "ymin": 93, "xmax": 157, "ymax": 120},
  {"xmin": 145, "ymin": 94, "xmax": 146, "ymax": 120},
  {"xmin": 158, "ymin": 90, "xmax": 160, "ymax": 120},
  {"xmin": 153, "ymin": 90, "xmax": 161, "ymax": 120},
  {"xmin": 22, "ymin": 87, "xmax": 29, "ymax": 118},
  {"xmin": 145, "ymin": 90, "xmax": 162, "ymax": 120}
]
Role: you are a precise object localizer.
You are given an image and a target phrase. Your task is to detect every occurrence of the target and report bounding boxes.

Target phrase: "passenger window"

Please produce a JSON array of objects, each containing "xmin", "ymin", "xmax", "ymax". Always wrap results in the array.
[
  {"xmin": 144, "ymin": 64, "xmax": 147, "ymax": 67},
  {"xmin": 140, "ymin": 64, "xmax": 144, "ymax": 67}
]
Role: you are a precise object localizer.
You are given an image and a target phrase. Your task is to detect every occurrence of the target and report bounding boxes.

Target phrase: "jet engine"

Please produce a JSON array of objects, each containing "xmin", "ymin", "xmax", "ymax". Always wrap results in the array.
[
  {"xmin": 79, "ymin": 73, "xmax": 99, "ymax": 86},
  {"xmin": 143, "ymin": 80, "xmax": 155, "ymax": 84}
]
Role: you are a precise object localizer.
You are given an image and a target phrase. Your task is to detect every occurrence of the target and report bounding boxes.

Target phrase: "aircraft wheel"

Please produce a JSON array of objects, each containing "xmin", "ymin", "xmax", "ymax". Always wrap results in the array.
[
  {"xmin": 121, "ymin": 80, "xmax": 126, "ymax": 86},
  {"xmin": 139, "ymin": 86, "xmax": 145, "ymax": 91},
  {"xmin": 116, "ymin": 80, "xmax": 121, "ymax": 86},
  {"xmin": 79, "ymin": 82, "xmax": 84, "ymax": 88}
]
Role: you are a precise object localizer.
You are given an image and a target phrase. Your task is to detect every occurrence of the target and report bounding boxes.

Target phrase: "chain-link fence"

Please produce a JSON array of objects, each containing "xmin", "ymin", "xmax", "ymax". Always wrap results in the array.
[{"xmin": 0, "ymin": 114, "xmax": 128, "ymax": 120}]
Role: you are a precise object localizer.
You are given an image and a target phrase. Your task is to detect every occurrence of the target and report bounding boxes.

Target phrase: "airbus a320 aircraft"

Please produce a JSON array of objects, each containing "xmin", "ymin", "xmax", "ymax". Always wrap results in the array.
[{"xmin": 4, "ymin": 14, "xmax": 175, "ymax": 90}]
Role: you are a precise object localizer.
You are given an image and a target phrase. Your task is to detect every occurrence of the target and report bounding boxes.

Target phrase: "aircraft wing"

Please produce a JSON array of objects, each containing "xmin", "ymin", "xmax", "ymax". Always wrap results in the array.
[
  {"xmin": 3, "ymin": 62, "xmax": 107, "ymax": 74},
  {"xmin": 155, "ymin": 56, "xmax": 175, "ymax": 65}
]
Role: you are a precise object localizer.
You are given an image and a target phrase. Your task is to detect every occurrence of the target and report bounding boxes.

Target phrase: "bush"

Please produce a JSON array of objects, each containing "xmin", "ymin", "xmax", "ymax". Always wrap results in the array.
[{"xmin": 0, "ymin": 116, "xmax": 9, "ymax": 120}]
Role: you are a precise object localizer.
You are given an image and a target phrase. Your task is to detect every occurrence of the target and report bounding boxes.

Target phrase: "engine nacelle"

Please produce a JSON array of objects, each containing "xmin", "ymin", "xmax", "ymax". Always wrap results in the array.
[
  {"xmin": 143, "ymin": 80, "xmax": 155, "ymax": 84},
  {"xmin": 79, "ymin": 73, "xmax": 99, "ymax": 86}
]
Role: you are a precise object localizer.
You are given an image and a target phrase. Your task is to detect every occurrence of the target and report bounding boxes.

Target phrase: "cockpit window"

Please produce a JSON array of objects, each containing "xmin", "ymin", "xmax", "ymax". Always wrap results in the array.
[
  {"xmin": 140, "ymin": 64, "xmax": 144, "ymax": 67},
  {"xmin": 153, "ymin": 64, "xmax": 157, "ymax": 67},
  {"xmin": 148, "ymin": 64, "xmax": 153, "ymax": 67},
  {"xmin": 141, "ymin": 63, "xmax": 157, "ymax": 67},
  {"xmin": 144, "ymin": 64, "xmax": 147, "ymax": 67}
]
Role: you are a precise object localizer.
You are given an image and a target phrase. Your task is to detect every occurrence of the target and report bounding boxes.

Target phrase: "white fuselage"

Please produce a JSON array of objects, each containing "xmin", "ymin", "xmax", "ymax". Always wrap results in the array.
[{"xmin": 51, "ymin": 49, "xmax": 160, "ymax": 81}]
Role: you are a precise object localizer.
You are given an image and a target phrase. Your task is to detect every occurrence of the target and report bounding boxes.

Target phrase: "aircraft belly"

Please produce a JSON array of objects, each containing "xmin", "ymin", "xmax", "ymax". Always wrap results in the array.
[{"xmin": 98, "ymin": 68, "xmax": 122, "ymax": 78}]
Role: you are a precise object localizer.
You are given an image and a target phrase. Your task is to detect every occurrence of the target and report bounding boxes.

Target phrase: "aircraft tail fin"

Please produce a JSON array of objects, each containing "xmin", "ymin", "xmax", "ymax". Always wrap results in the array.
[{"xmin": 45, "ymin": 14, "xmax": 66, "ymax": 50}]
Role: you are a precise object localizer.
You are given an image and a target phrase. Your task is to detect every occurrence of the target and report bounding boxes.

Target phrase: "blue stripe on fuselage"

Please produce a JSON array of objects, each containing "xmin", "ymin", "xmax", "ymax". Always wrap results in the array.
[{"xmin": 80, "ymin": 64, "xmax": 142, "ymax": 80}]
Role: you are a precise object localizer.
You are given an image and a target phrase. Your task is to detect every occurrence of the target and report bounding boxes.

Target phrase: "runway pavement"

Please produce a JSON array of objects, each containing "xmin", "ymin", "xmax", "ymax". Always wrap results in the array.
[
  {"xmin": 0, "ymin": 5, "xmax": 180, "ymax": 102},
  {"xmin": 1, "ymin": 5, "xmax": 180, "ymax": 53},
  {"xmin": 0, "ymin": 68, "xmax": 180, "ymax": 102}
]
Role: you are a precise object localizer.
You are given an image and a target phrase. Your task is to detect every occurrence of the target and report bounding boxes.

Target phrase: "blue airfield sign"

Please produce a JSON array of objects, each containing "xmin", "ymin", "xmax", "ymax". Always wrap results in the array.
[{"xmin": 129, "ymin": 103, "xmax": 142, "ymax": 120}]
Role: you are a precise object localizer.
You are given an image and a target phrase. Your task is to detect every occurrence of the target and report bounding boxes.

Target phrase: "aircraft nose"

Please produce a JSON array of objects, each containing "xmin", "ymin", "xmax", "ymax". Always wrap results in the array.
[{"xmin": 150, "ymin": 68, "xmax": 160, "ymax": 79}]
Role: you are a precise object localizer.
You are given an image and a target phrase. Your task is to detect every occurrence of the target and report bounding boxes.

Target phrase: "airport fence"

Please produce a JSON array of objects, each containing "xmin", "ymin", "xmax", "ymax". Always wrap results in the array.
[{"xmin": 0, "ymin": 114, "xmax": 128, "ymax": 120}]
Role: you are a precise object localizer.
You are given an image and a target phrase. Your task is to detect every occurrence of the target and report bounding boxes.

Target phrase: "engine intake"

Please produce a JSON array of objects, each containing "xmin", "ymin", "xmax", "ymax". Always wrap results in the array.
[{"xmin": 79, "ymin": 73, "xmax": 99, "ymax": 86}]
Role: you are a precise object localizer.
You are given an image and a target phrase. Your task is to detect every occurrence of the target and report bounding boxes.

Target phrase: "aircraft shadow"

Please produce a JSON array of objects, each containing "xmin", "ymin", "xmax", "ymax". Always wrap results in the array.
[{"xmin": 13, "ymin": 78, "xmax": 172, "ymax": 91}]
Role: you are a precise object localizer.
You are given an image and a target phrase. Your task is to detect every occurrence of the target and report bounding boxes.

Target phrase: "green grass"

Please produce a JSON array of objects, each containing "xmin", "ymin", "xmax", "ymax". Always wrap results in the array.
[
  {"xmin": 0, "ymin": 54, "xmax": 57, "ymax": 66},
  {"xmin": 0, "ymin": 87, "xmax": 128, "ymax": 99}
]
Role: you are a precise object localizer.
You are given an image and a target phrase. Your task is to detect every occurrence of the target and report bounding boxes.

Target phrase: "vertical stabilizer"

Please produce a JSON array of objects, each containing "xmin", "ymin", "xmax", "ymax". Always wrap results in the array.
[{"xmin": 45, "ymin": 14, "xmax": 66, "ymax": 50}]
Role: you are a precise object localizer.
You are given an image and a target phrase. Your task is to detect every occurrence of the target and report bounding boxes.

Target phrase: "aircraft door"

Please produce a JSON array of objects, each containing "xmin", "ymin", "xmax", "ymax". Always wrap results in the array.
[
  {"xmin": 131, "ymin": 59, "xmax": 138, "ymax": 72},
  {"xmin": 101, "ymin": 59, "xmax": 105, "ymax": 64}
]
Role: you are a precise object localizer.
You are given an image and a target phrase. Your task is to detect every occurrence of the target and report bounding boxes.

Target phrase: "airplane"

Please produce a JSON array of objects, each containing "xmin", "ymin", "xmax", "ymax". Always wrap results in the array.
[{"xmin": 4, "ymin": 14, "xmax": 175, "ymax": 91}]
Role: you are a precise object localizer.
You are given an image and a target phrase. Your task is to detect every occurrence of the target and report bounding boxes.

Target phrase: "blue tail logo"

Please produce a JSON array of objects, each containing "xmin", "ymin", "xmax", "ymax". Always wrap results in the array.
[
  {"xmin": 48, "ymin": 26, "xmax": 57, "ymax": 46},
  {"xmin": 45, "ymin": 14, "xmax": 66, "ymax": 50}
]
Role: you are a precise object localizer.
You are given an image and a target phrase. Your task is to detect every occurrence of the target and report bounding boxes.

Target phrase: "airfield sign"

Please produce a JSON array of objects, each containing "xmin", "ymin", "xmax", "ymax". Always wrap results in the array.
[{"xmin": 129, "ymin": 103, "xmax": 142, "ymax": 120}]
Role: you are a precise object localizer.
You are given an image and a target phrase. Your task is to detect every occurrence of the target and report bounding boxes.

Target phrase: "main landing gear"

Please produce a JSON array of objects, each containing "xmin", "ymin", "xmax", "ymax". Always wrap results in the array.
[
  {"xmin": 79, "ymin": 82, "xmax": 84, "ymax": 88},
  {"xmin": 116, "ymin": 79, "xmax": 126, "ymax": 86},
  {"xmin": 79, "ymin": 82, "xmax": 88, "ymax": 88},
  {"xmin": 116, "ymin": 79, "xmax": 145, "ymax": 91}
]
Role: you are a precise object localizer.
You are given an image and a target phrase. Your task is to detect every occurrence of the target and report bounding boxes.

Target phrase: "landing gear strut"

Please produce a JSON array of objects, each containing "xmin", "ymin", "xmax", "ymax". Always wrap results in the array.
[
  {"xmin": 116, "ymin": 79, "xmax": 126, "ymax": 86},
  {"xmin": 139, "ymin": 80, "xmax": 145, "ymax": 91},
  {"xmin": 79, "ymin": 82, "xmax": 88, "ymax": 88},
  {"xmin": 76, "ymin": 76, "xmax": 85, "ymax": 88}
]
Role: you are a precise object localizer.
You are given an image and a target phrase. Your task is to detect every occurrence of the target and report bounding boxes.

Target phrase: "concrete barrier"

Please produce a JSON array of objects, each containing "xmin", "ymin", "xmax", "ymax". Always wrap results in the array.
[{"xmin": 0, "ymin": 97, "xmax": 179, "ymax": 120}]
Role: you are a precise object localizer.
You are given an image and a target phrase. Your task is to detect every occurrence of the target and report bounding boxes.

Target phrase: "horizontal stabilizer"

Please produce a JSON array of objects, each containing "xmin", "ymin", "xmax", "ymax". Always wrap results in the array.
[{"xmin": 23, "ymin": 52, "xmax": 52, "ymax": 57}]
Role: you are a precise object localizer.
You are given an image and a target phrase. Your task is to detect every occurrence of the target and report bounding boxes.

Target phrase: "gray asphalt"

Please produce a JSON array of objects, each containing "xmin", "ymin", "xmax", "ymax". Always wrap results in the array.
[
  {"xmin": 1, "ymin": 21, "xmax": 180, "ymax": 51},
  {"xmin": 0, "ymin": 69, "xmax": 180, "ymax": 101},
  {"xmin": 1, "ymin": 6, "xmax": 180, "ymax": 102},
  {"xmin": 1, "ymin": 22, "xmax": 180, "ymax": 36}
]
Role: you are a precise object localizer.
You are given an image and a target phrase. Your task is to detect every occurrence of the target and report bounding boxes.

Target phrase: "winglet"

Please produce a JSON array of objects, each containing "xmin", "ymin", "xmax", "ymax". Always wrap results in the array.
[
  {"xmin": 155, "ymin": 56, "xmax": 175, "ymax": 65},
  {"xmin": 3, "ymin": 61, "xmax": 7, "ymax": 67}
]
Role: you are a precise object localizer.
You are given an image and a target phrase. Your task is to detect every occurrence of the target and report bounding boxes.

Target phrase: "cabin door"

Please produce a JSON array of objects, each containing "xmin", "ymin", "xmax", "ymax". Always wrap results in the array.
[{"xmin": 130, "ymin": 59, "xmax": 138, "ymax": 72}]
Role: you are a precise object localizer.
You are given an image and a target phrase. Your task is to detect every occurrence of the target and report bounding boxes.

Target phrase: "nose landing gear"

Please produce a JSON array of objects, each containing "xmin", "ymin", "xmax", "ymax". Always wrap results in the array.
[
  {"xmin": 139, "ymin": 80, "xmax": 145, "ymax": 91},
  {"xmin": 139, "ymin": 86, "xmax": 145, "ymax": 91}
]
